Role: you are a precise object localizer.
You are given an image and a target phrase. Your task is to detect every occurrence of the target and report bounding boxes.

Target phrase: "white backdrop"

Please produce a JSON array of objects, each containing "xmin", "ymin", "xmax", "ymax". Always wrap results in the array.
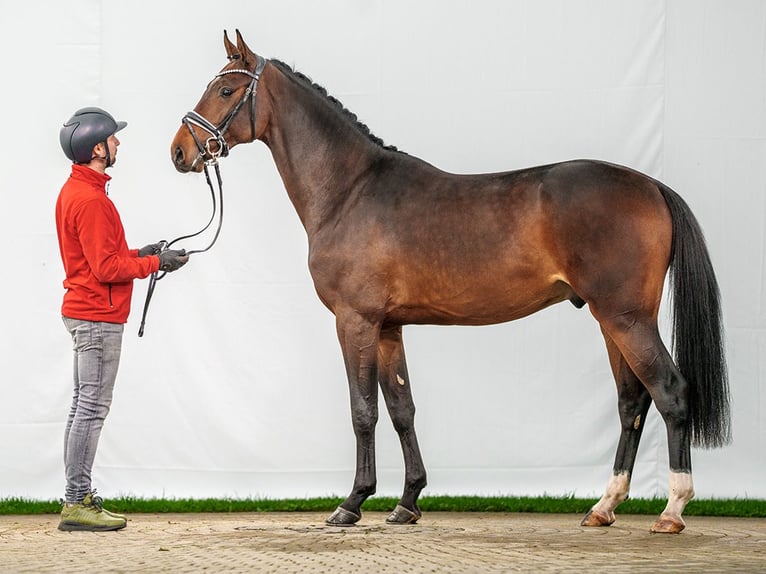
[{"xmin": 1, "ymin": 0, "xmax": 764, "ymax": 502}]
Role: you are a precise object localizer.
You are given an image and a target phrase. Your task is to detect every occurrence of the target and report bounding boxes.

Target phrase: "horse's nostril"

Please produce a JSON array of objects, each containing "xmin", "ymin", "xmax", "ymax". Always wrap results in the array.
[{"xmin": 173, "ymin": 146, "xmax": 184, "ymax": 165}]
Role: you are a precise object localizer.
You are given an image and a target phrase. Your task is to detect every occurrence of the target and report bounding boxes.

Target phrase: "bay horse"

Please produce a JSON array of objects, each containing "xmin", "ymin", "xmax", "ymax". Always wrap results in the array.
[{"xmin": 171, "ymin": 30, "xmax": 730, "ymax": 533}]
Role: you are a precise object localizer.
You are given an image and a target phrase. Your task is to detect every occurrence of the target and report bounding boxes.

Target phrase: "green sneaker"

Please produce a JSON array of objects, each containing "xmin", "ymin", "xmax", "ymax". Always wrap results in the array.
[
  {"xmin": 58, "ymin": 494, "xmax": 126, "ymax": 532},
  {"xmin": 83, "ymin": 491, "xmax": 126, "ymax": 520}
]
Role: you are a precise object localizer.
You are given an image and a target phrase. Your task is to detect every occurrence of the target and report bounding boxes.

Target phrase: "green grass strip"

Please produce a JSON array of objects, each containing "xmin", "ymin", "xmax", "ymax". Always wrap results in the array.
[{"xmin": 1, "ymin": 496, "xmax": 764, "ymax": 517}]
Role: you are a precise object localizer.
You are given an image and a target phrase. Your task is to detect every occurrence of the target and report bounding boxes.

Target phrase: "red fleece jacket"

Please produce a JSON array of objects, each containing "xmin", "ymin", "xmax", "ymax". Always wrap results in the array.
[{"xmin": 56, "ymin": 164, "xmax": 160, "ymax": 323}]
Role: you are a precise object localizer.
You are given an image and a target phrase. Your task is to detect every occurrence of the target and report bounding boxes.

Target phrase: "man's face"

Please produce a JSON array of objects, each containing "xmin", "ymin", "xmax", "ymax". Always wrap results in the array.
[
  {"xmin": 106, "ymin": 134, "xmax": 120, "ymax": 165},
  {"xmin": 93, "ymin": 133, "xmax": 120, "ymax": 166}
]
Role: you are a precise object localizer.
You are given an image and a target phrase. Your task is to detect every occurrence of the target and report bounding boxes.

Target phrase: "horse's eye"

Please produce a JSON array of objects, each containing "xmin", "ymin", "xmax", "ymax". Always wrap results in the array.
[{"xmin": 220, "ymin": 87, "xmax": 234, "ymax": 97}]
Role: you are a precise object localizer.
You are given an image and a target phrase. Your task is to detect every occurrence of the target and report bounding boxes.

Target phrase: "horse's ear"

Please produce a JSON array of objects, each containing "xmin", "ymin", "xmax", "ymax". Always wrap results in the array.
[
  {"xmin": 224, "ymin": 30, "xmax": 240, "ymax": 60},
  {"xmin": 234, "ymin": 29, "xmax": 256, "ymax": 66}
]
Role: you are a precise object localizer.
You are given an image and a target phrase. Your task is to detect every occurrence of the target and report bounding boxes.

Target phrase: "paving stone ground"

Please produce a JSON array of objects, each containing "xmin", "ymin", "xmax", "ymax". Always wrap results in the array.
[{"xmin": 0, "ymin": 511, "xmax": 764, "ymax": 573}]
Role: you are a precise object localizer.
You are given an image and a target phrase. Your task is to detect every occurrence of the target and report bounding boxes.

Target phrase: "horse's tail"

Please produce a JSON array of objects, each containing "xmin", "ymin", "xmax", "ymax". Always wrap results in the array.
[{"xmin": 658, "ymin": 183, "xmax": 731, "ymax": 448}]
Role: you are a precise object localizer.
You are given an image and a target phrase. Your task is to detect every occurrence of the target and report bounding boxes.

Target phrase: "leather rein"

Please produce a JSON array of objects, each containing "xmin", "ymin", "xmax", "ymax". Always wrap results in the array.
[{"xmin": 138, "ymin": 55, "xmax": 267, "ymax": 337}]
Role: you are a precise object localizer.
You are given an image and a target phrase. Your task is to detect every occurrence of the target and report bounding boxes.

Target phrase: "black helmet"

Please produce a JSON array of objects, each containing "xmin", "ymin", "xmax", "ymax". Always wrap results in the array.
[{"xmin": 59, "ymin": 107, "xmax": 127, "ymax": 164}]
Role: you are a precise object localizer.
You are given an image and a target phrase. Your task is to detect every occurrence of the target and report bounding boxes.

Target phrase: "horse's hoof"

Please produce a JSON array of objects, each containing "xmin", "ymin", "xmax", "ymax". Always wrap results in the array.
[
  {"xmin": 325, "ymin": 506, "xmax": 361, "ymax": 526},
  {"xmin": 650, "ymin": 514, "xmax": 685, "ymax": 534},
  {"xmin": 580, "ymin": 509, "xmax": 615, "ymax": 527},
  {"xmin": 386, "ymin": 504, "xmax": 421, "ymax": 525}
]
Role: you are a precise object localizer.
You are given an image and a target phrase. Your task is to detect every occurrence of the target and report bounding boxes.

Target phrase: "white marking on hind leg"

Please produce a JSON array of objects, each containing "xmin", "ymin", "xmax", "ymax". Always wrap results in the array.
[
  {"xmin": 662, "ymin": 471, "xmax": 695, "ymax": 517},
  {"xmin": 651, "ymin": 471, "xmax": 694, "ymax": 533},
  {"xmin": 591, "ymin": 471, "xmax": 631, "ymax": 515},
  {"xmin": 582, "ymin": 472, "xmax": 631, "ymax": 526},
  {"xmin": 593, "ymin": 472, "xmax": 630, "ymax": 512}
]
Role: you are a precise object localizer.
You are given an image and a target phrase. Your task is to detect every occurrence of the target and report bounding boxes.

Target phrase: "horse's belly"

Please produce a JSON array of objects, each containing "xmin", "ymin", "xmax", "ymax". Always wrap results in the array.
[{"xmin": 386, "ymin": 279, "xmax": 573, "ymax": 326}]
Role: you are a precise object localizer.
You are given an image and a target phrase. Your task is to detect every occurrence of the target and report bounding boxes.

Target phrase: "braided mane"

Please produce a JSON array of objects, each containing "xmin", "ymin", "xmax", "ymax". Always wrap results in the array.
[{"xmin": 270, "ymin": 59, "xmax": 401, "ymax": 153}]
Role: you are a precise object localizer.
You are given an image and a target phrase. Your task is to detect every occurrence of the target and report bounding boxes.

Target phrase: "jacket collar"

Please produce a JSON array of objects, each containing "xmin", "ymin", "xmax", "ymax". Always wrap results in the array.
[{"xmin": 70, "ymin": 163, "xmax": 112, "ymax": 190}]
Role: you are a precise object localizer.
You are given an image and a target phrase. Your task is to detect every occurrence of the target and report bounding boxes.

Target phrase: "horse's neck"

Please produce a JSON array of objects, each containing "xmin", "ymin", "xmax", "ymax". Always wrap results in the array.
[{"xmin": 260, "ymin": 68, "xmax": 375, "ymax": 234}]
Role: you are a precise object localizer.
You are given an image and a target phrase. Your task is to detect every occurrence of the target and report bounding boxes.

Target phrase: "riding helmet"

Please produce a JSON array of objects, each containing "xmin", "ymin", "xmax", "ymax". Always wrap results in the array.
[{"xmin": 59, "ymin": 107, "xmax": 127, "ymax": 163}]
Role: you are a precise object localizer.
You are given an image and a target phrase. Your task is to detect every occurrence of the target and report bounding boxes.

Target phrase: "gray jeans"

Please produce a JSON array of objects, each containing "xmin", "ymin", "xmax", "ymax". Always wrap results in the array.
[{"xmin": 62, "ymin": 317, "xmax": 124, "ymax": 503}]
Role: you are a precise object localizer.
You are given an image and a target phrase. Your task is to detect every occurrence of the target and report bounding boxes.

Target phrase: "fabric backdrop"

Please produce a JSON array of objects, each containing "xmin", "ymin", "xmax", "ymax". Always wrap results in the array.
[{"xmin": 1, "ymin": 0, "xmax": 764, "ymax": 501}]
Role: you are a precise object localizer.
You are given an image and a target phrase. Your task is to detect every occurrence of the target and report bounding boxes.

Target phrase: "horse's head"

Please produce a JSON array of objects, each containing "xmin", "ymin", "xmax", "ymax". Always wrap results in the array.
[{"xmin": 171, "ymin": 30, "xmax": 267, "ymax": 173}]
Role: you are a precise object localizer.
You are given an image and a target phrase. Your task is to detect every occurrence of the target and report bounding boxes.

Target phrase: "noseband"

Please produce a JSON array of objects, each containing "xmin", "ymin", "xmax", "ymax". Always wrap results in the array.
[
  {"xmin": 139, "ymin": 55, "xmax": 267, "ymax": 337},
  {"xmin": 183, "ymin": 54, "xmax": 267, "ymax": 165}
]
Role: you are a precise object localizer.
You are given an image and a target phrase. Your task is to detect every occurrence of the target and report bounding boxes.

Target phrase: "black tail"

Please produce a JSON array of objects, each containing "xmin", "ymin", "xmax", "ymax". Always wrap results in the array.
[{"xmin": 658, "ymin": 183, "xmax": 731, "ymax": 448}]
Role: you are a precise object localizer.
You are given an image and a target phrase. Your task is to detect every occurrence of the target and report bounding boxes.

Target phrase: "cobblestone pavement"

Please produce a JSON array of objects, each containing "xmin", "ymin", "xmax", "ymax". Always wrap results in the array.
[{"xmin": 1, "ymin": 512, "xmax": 764, "ymax": 573}]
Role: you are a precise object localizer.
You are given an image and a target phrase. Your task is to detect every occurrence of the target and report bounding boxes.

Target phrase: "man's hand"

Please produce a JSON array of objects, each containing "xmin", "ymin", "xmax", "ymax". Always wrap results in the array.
[
  {"xmin": 158, "ymin": 249, "xmax": 189, "ymax": 272},
  {"xmin": 139, "ymin": 243, "xmax": 163, "ymax": 257}
]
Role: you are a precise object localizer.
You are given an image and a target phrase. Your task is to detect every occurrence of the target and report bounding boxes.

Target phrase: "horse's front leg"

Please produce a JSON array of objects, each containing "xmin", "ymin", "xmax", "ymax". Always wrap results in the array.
[
  {"xmin": 377, "ymin": 325, "xmax": 427, "ymax": 524},
  {"xmin": 326, "ymin": 310, "xmax": 381, "ymax": 526}
]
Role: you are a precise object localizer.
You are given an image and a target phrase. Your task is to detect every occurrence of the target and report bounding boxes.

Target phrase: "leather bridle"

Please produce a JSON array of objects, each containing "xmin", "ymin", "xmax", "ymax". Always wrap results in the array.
[{"xmin": 183, "ymin": 54, "xmax": 267, "ymax": 168}]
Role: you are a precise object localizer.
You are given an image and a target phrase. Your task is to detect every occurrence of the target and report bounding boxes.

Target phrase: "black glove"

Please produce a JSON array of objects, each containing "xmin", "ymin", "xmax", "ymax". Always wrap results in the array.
[
  {"xmin": 158, "ymin": 249, "xmax": 189, "ymax": 272},
  {"xmin": 139, "ymin": 243, "xmax": 163, "ymax": 257}
]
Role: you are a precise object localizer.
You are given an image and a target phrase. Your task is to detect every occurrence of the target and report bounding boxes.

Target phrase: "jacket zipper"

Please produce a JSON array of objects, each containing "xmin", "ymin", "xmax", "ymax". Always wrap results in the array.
[{"xmin": 108, "ymin": 284, "xmax": 113, "ymax": 308}]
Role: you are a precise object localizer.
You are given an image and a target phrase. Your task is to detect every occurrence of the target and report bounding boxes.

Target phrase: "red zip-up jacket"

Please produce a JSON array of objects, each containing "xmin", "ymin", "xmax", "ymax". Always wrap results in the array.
[{"xmin": 56, "ymin": 164, "xmax": 160, "ymax": 323}]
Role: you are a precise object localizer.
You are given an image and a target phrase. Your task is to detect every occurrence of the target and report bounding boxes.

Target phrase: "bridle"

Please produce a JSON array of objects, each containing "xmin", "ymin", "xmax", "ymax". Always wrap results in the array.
[
  {"xmin": 138, "ymin": 54, "xmax": 267, "ymax": 337},
  {"xmin": 183, "ymin": 54, "xmax": 267, "ymax": 168}
]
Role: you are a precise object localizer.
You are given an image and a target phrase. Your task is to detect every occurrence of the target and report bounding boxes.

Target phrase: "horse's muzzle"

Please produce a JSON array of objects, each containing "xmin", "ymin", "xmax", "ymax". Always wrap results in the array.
[{"xmin": 171, "ymin": 143, "xmax": 203, "ymax": 174}]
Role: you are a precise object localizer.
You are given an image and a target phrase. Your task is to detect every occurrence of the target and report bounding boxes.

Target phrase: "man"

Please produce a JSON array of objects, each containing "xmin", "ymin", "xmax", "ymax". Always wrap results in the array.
[{"xmin": 56, "ymin": 107, "xmax": 188, "ymax": 531}]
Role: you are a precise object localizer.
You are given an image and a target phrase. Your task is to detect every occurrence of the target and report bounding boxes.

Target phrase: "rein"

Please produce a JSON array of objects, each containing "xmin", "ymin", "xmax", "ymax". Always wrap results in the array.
[
  {"xmin": 137, "ymin": 161, "xmax": 223, "ymax": 337},
  {"xmin": 137, "ymin": 55, "xmax": 266, "ymax": 337}
]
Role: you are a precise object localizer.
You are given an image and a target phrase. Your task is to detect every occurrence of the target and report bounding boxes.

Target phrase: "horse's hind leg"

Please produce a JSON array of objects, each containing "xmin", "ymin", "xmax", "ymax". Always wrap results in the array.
[
  {"xmin": 377, "ymin": 325, "xmax": 427, "ymax": 524},
  {"xmin": 596, "ymin": 314, "xmax": 694, "ymax": 533},
  {"xmin": 326, "ymin": 311, "xmax": 382, "ymax": 526},
  {"xmin": 582, "ymin": 330, "xmax": 652, "ymax": 527}
]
